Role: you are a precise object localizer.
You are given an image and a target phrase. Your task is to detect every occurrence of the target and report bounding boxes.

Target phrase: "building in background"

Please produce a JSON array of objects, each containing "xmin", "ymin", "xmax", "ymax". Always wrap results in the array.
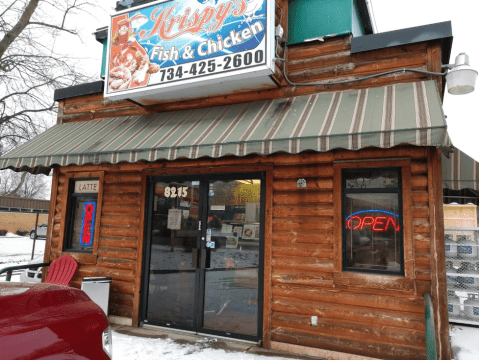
[{"xmin": 0, "ymin": 196, "xmax": 49, "ymax": 234}]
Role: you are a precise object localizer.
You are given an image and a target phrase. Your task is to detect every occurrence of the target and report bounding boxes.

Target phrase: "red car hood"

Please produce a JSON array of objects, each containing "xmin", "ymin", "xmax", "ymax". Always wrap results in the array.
[
  {"xmin": 0, "ymin": 282, "xmax": 104, "ymax": 328},
  {"xmin": 0, "ymin": 282, "xmax": 110, "ymax": 360}
]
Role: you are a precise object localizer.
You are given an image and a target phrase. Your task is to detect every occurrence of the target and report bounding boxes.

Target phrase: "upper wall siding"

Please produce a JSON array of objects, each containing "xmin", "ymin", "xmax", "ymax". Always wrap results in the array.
[
  {"xmin": 59, "ymin": 36, "xmax": 442, "ymax": 123},
  {"xmin": 49, "ymin": 147, "xmax": 436, "ymax": 360}
]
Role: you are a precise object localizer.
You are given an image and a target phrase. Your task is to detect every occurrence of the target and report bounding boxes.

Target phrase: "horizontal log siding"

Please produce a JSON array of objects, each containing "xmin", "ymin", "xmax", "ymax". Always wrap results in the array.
[
  {"xmin": 48, "ymin": 171, "xmax": 140, "ymax": 318},
  {"xmin": 270, "ymin": 153, "xmax": 430, "ymax": 360},
  {"xmin": 49, "ymin": 147, "xmax": 434, "ymax": 360},
  {"xmin": 59, "ymin": 35, "xmax": 436, "ymax": 123}
]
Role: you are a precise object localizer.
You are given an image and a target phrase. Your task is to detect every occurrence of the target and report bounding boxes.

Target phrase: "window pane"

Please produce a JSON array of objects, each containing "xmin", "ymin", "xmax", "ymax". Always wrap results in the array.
[
  {"xmin": 345, "ymin": 193, "xmax": 401, "ymax": 272},
  {"xmin": 69, "ymin": 197, "xmax": 96, "ymax": 252},
  {"xmin": 345, "ymin": 169, "xmax": 399, "ymax": 189}
]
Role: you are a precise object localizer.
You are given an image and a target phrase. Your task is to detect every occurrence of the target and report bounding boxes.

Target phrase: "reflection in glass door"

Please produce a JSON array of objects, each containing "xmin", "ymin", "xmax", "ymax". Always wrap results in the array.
[
  {"xmin": 145, "ymin": 180, "xmax": 200, "ymax": 329},
  {"xmin": 203, "ymin": 179, "xmax": 262, "ymax": 337},
  {"xmin": 142, "ymin": 175, "xmax": 263, "ymax": 340}
]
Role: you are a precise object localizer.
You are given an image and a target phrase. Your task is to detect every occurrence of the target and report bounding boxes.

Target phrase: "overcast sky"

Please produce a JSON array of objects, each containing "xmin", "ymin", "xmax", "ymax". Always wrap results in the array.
[{"xmin": 70, "ymin": 0, "xmax": 479, "ymax": 159}]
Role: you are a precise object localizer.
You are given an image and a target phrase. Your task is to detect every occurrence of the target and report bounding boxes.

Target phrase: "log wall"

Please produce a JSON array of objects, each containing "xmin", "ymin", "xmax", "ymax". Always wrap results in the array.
[
  {"xmin": 45, "ymin": 146, "xmax": 446, "ymax": 360},
  {"xmin": 57, "ymin": 35, "xmax": 443, "ymax": 123}
]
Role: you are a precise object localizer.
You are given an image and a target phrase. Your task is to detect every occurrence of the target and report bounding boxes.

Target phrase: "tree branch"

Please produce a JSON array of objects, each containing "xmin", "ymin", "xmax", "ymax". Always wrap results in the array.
[
  {"xmin": 0, "ymin": 0, "xmax": 39, "ymax": 60},
  {"xmin": 27, "ymin": 22, "xmax": 77, "ymax": 35},
  {"xmin": 5, "ymin": 171, "xmax": 27, "ymax": 196}
]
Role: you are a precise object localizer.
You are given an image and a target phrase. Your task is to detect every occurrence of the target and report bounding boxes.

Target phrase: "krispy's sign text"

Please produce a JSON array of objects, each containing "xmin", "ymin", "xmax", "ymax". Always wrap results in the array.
[{"xmin": 139, "ymin": 0, "xmax": 248, "ymax": 41}]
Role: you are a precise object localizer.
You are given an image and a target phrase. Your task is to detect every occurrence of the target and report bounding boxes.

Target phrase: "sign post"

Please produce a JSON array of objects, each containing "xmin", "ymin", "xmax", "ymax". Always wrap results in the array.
[{"xmin": 31, "ymin": 212, "xmax": 39, "ymax": 260}]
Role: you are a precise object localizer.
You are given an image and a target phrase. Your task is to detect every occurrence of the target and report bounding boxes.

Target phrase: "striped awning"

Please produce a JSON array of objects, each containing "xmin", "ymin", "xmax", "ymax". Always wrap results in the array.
[
  {"xmin": 1, "ymin": 80, "xmax": 450, "ymax": 174},
  {"xmin": 442, "ymin": 149, "xmax": 479, "ymax": 190}
]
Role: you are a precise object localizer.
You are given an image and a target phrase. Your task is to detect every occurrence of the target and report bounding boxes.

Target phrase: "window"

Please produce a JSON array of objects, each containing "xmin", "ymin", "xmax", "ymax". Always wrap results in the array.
[
  {"xmin": 64, "ymin": 178, "xmax": 100, "ymax": 253},
  {"xmin": 342, "ymin": 168, "xmax": 404, "ymax": 275}
]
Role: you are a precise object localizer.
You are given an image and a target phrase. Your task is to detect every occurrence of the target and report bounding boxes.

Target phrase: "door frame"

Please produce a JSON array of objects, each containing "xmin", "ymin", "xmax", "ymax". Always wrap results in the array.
[{"xmin": 139, "ymin": 170, "xmax": 267, "ymax": 342}]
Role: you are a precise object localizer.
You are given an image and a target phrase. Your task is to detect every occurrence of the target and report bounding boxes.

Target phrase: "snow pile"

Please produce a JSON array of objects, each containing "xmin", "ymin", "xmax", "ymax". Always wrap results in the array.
[
  {"xmin": 450, "ymin": 325, "xmax": 479, "ymax": 360},
  {"xmin": 112, "ymin": 331, "xmax": 297, "ymax": 360}
]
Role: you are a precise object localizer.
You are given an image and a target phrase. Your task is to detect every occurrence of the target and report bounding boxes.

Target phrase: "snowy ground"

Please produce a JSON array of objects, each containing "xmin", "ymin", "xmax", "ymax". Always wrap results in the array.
[
  {"xmin": 450, "ymin": 324, "xmax": 479, "ymax": 360},
  {"xmin": 0, "ymin": 233, "xmax": 45, "ymax": 282},
  {"xmin": 112, "ymin": 331, "xmax": 298, "ymax": 360},
  {"xmin": 112, "ymin": 325, "xmax": 479, "ymax": 360}
]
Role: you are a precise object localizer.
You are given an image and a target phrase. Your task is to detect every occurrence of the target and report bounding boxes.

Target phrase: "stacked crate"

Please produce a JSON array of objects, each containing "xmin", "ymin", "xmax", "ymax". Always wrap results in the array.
[{"xmin": 444, "ymin": 204, "xmax": 479, "ymax": 325}]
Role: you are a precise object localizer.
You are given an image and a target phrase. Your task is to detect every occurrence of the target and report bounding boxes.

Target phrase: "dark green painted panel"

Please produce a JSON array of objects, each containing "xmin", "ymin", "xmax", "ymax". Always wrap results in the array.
[
  {"xmin": 288, "ymin": 0, "xmax": 353, "ymax": 45},
  {"xmin": 101, "ymin": 40, "xmax": 107, "ymax": 78}
]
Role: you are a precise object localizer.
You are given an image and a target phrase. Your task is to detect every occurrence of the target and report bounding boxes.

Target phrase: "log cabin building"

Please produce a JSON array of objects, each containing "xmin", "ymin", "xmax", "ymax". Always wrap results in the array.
[{"xmin": 0, "ymin": 1, "xmax": 459, "ymax": 359}]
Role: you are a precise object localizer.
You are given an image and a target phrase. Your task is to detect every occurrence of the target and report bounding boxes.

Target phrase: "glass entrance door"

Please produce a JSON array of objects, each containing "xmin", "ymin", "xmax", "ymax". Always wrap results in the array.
[
  {"xmin": 144, "ymin": 179, "xmax": 200, "ymax": 330},
  {"xmin": 142, "ymin": 174, "xmax": 264, "ymax": 341},
  {"xmin": 202, "ymin": 179, "xmax": 262, "ymax": 337}
]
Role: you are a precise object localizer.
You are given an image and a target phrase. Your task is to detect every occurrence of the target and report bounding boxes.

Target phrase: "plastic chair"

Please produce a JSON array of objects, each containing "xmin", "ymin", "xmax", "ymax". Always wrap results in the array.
[{"xmin": 45, "ymin": 255, "xmax": 78, "ymax": 286}]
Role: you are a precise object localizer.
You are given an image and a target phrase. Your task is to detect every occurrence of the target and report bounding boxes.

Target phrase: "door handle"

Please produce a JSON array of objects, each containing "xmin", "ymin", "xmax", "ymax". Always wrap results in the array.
[
  {"xmin": 192, "ymin": 248, "xmax": 198, "ymax": 268},
  {"xmin": 200, "ymin": 249, "xmax": 211, "ymax": 269}
]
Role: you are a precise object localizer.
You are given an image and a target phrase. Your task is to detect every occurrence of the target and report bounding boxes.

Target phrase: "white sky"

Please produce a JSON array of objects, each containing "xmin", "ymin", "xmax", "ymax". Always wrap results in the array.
[{"xmin": 64, "ymin": 0, "xmax": 479, "ymax": 160}]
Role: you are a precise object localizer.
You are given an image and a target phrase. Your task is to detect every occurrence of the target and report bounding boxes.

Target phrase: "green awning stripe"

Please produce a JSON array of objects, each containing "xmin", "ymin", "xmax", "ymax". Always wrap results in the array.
[
  {"xmin": 442, "ymin": 149, "xmax": 479, "ymax": 190},
  {"xmin": 1, "ymin": 80, "xmax": 450, "ymax": 174}
]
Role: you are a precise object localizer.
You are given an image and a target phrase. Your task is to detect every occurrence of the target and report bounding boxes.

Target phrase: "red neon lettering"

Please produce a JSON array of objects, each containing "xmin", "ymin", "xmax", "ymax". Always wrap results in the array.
[
  {"xmin": 82, "ymin": 204, "xmax": 94, "ymax": 244},
  {"xmin": 346, "ymin": 215, "xmax": 400, "ymax": 232},
  {"xmin": 386, "ymin": 217, "xmax": 396, "ymax": 232},
  {"xmin": 346, "ymin": 216, "xmax": 362, "ymax": 230},
  {"xmin": 372, "ymin": 216, "xmax": 386, "ymax": 232},
  {"xmin": 360, "ymin": 216, "xmax": 374, "ymax": 230}
]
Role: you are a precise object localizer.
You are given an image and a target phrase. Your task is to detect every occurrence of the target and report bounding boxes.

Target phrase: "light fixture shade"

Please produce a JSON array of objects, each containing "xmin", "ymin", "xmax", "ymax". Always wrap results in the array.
[{"xmin": 446, "ymin": 65, "xmax": 478, "ymax": 95}]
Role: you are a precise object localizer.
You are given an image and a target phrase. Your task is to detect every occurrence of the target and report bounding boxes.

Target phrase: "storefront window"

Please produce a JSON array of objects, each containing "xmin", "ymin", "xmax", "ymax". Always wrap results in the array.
[
  {"xmin": 342, "ymin": 168, "xmax": 403, "ymax": 274},
  {"xmin": 64, "ymin": 179, "xmax": 99, "ymax": 252}
]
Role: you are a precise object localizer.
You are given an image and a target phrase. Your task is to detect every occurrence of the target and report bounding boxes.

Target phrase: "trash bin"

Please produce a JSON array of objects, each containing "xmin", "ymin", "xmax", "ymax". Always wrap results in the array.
[{"xmin": 81, "ymin": 277, "xmax": 112, "ymax": 315}]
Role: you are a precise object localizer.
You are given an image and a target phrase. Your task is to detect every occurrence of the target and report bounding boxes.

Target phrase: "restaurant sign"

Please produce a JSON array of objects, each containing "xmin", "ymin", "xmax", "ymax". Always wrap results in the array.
[
  {"xmin": 345, "ymin": 210, "xmax": 401, "ymax": 233},
  {"xmin": 105, "ymin": 0, "xmax": 275, "ymax": 101}
]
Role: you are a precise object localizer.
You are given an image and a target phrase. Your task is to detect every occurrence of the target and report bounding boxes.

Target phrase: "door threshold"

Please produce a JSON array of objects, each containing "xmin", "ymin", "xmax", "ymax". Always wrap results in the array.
[
  {"xmin": 141, "ymin": 324, "xmax": 260, "ymax": 345},
  {"xmin": 142, "ymin": 324, "xmax": 196, "ymax": 335},
  {"xmin": 197, "ymin": 332, "xmax": 260, "ymax": 345}
]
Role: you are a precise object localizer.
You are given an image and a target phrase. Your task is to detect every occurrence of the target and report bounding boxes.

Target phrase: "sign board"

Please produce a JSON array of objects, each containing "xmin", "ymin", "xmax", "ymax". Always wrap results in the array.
[
  {"xmin": 75, "ymin": 180, "xmax": 99, "ymax": 194},
  {"xmin": 345, "ymin": 210, "xmax": 400, "ymax": 233},
  {"xmin": 80, "ymin": 201, "xmax": 96, "ymax": 246},
  {"xmin": 167, "ymin": 208, "xmax": 182, "ymax": 229},
  {"xmin": 105, "ymin": 0, "xmax": 275, "ymax": 102}
]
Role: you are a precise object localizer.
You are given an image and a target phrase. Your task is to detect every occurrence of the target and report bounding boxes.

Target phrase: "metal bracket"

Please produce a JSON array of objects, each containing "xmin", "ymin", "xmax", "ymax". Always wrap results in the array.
[{"xmin": 297, "ymin": 178, "xmax": 307, "ymax": 188}]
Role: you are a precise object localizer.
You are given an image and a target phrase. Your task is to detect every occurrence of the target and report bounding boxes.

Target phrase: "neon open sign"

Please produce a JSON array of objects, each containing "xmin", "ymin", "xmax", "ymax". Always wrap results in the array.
[
  {"xmin": 80, "ymin": 202, "xmax": 96, "ymax": 246},
  {"xmin": 346, "ymin": 210, "xmax": 400, "ymax": 232}
]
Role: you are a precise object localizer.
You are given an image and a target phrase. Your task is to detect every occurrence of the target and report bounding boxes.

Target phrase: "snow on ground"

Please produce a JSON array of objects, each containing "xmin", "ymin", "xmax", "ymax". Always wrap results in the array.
[
  {"xmin": 0, "ymin": 233, "xmax": 45, "ymax": 264},
  {"xmin": 112, "ymin": 331, "xmax": 298, "ymax": 360},
  {"xmin": 450, "ymin": 325, "xmax": 479, "ymax": 360},
  {"xmin": 0, "ymin": 234, "xmax": 45, "ymax": 282},
  {"xmin": 113, "ymin": 326, "xmax": 479, "ymax": 360}
]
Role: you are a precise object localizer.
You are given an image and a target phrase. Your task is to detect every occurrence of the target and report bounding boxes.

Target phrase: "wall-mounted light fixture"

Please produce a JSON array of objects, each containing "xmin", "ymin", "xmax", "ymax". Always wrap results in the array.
[{"xmin": 443, "ymin": 53, "xmax": 478, "ymax": 95}]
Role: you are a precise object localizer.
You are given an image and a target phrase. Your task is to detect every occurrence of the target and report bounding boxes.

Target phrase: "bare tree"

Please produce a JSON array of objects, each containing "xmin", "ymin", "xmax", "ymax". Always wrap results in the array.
[
  {"xmin": 0, "ymin": 169, "xmax": 50, "ymax": 199},
  {"xmin": 0, "ymin": 0, "xmax": 98, "ymax": 153}
]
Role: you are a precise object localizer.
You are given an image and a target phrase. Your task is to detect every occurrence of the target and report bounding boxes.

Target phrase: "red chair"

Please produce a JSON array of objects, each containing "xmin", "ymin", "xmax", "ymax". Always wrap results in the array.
[{"xmin": 45, "ymin": 255, "xmax": 78, "ymax": 286}]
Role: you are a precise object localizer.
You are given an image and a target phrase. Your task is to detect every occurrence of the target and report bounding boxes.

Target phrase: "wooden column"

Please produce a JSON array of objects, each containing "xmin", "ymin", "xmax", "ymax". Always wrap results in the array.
[
  {"xmin": 427, "ymin": 40, "xmax": 444, "ymax": 100},
  {"xmin": 262, "ymin": 167, "xmax": 274, "ymax": 348},
  {"xmin": 427, "ymin": 147, "xmax": 451, "ymax": 359},
  {"xmin": 42, "ymin": 167, "xmax": 60, "ymax": 282},
  {"xmin": 132, "ymin": 172, "xmax": 148, "ymax": 327}
]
